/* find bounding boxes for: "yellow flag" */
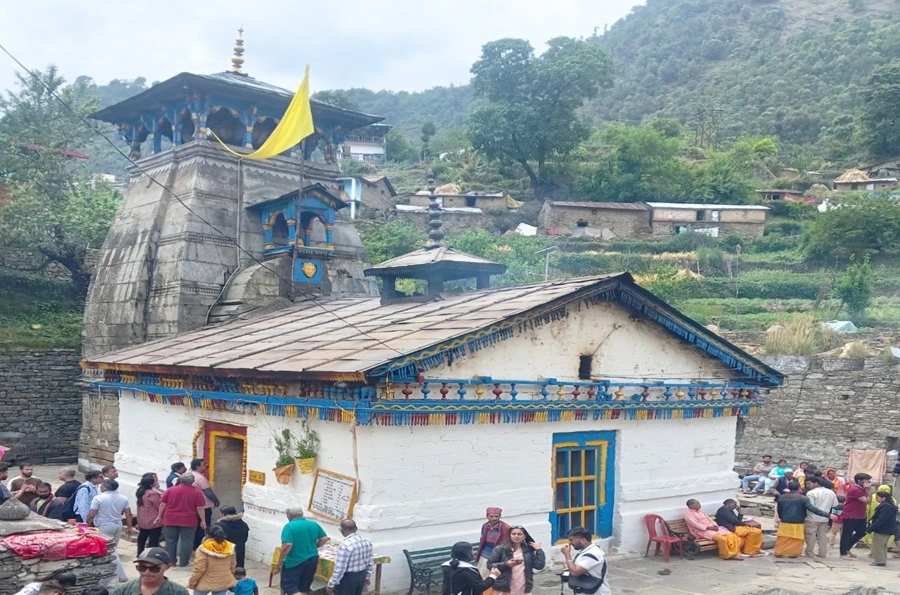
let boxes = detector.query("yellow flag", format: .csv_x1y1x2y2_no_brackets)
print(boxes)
211,65,314,160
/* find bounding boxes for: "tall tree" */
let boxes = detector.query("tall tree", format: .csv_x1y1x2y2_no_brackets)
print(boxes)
860,60,900,159
467,37,612,191
0,67,118,294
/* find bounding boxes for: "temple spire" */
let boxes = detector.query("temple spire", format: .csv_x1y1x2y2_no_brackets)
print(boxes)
229,27,246,76
425,169,445,248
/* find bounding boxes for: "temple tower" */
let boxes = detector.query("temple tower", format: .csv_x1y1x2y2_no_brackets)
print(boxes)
80,32,380,464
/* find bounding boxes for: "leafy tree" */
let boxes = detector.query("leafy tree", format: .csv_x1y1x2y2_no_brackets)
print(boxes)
576,124,693,202
860,60,900,159
833,253,875,320
802,195,900,263
468,37,612,191
421,120,436,159
429,126,471,157
359,221,425,264
310,90,360,111
0,67,118,294
384,128,418,163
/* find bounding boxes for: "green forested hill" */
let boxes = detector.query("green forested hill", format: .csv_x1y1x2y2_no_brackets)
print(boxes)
334,0,900,158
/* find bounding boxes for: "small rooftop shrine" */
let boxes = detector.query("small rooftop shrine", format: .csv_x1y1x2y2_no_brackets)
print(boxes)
89,29,383,161
364,171,507,302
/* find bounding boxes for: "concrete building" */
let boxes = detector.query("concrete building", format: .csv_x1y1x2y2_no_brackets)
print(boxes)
646,202,769,240
538,201,650,239
80,34,382,465
339,123,391,163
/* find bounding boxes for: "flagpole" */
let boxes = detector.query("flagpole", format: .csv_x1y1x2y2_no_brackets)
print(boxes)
290,138,306,301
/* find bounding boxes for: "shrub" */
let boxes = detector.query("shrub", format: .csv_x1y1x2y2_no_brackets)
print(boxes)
764,316,842,355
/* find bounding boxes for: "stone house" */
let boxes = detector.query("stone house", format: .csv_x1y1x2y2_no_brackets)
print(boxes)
646,202,769,239
833,168,898,192
336,175,396,220
409,190,514,211
538,201,650,239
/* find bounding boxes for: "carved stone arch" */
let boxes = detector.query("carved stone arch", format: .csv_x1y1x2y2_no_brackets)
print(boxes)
252,116,278,149
207,106,243,146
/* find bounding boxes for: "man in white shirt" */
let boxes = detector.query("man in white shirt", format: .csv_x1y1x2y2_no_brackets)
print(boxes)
804,475,838,558
87,479,134,582
560,527,610,595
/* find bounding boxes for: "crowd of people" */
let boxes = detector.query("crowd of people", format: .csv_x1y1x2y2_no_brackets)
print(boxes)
686,453,900,566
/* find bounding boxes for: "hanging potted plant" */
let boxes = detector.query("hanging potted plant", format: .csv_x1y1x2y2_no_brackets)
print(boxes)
295,419,320,474
273,429,296,485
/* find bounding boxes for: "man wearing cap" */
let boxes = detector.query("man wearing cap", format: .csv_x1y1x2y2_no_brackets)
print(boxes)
111,547,189,595
475,507,511,573
771,469,796,497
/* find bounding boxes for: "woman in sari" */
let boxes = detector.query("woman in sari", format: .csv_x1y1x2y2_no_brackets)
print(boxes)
825,468,849,497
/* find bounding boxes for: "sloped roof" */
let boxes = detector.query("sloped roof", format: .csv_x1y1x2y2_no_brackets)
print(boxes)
90,72,383,130
646,202,769,211
363,246,507,280
834,168,871,183
84,273,783,386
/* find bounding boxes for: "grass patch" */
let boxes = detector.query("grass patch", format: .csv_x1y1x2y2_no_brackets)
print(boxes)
0,273,83,348
764,316,843,356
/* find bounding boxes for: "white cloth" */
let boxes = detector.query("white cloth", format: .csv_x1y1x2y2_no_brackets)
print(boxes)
805,487,838,523
13,583,40,595
572,543,611,595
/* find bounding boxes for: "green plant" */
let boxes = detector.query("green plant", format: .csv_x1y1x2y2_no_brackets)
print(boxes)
833,254,876,319
764,315,843,356
295,419,320,460
273,429,296,467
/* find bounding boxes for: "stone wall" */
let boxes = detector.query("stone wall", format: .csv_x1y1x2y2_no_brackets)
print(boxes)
734,340,900,475
0,349,81,463
0,532,116,594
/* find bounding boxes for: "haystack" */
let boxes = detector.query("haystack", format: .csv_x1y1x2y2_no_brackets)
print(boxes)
435,183,461,194
834,168,870,184
804,183,831,197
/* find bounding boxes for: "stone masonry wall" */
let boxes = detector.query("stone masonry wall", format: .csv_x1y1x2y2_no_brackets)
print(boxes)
735,352,900,476
0,349,82,463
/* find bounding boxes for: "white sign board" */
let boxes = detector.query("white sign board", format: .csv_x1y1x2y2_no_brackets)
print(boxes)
308,468,359,522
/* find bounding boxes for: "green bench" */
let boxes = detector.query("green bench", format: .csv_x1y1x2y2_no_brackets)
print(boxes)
403,544,477,595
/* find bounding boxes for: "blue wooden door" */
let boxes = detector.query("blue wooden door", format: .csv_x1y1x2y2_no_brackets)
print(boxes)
550,431,616,542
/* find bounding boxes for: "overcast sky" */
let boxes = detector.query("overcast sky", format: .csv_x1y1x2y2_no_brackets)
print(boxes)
1,0,644,95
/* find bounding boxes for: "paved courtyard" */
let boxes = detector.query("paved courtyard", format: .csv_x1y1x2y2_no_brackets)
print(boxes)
29,466,900,594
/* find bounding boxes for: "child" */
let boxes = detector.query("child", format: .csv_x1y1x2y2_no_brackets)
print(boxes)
866,492,898,566
829,495,845,548
230,568,258,595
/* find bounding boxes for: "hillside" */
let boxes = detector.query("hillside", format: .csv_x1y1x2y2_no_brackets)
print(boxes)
335,0,900,158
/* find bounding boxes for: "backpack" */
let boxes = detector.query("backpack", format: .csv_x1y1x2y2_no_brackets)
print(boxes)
61,483,89,521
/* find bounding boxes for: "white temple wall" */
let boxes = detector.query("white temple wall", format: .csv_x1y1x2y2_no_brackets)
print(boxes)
114,393,738,593
428,302,731,383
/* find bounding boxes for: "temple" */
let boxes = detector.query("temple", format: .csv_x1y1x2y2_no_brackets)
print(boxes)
80,32,784,592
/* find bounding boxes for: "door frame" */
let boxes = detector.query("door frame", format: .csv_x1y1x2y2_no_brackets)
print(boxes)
549,430,616,543
202,421,248,486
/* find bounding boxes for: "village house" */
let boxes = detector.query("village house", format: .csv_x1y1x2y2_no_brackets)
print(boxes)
755,188,812,203
833,168,899,192
339,122,391,163
336,175,396,219
646,202,769,239
408,189,522,211
860,158,900,180
538,201,650,239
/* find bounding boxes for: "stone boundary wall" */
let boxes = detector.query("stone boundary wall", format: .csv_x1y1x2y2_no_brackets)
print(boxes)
0,348,82,463
730,330,900,475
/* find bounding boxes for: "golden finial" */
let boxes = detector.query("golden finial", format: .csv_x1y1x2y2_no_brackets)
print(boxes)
229,27,245,75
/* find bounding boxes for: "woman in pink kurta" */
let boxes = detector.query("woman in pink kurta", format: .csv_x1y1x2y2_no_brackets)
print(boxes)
135,472,164,555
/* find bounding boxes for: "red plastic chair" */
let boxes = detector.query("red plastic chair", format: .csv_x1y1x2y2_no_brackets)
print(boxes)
643,514,684,563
